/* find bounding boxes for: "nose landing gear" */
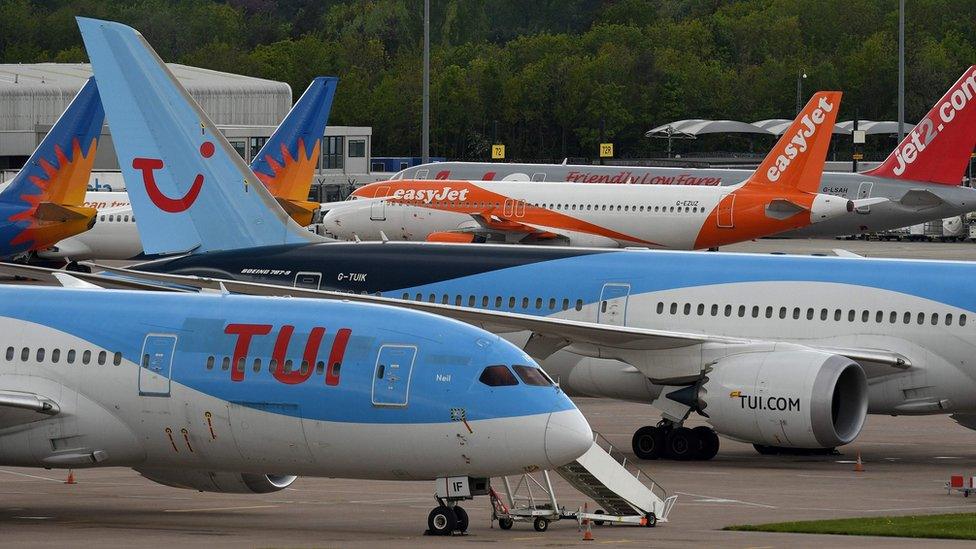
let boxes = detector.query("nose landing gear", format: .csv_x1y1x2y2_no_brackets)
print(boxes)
426,502,468,536
631,421,720,461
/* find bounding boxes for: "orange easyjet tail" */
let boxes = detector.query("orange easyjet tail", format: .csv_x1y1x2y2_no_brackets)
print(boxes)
865,66,976,185
747,91,842,193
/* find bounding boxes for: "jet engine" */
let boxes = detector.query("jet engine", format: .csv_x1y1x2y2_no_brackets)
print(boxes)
135,468,297,493
698,350,868,449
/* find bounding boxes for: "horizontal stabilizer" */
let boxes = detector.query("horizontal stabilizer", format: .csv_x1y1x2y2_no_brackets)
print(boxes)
35,202,96,222
764,198,808,219
899,189,944,208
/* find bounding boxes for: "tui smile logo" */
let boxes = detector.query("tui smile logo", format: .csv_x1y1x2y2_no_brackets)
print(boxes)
132,141,214,213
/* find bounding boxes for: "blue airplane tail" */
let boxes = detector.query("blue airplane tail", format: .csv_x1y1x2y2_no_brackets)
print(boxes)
251,76,338,202
77,17,318,255
1,77,103,208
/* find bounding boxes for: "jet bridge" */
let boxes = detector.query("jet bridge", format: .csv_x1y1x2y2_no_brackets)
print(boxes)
490,432,676,532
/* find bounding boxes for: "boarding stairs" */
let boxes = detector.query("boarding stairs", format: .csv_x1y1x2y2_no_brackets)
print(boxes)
555,432,677,522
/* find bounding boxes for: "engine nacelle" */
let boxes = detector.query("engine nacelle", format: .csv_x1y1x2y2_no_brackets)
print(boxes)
136,468,297,494
810,193,854,223
699,350,868,449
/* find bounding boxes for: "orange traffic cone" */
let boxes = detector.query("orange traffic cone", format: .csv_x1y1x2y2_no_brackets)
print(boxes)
854,452,864,472
582,517,594,541
64,470,76,484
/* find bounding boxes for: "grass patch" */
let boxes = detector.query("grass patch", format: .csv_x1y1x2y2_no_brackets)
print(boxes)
725,513,976,540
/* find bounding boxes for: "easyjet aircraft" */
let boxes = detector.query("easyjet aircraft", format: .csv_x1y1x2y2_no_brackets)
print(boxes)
389,66,976,239
322,93,883,249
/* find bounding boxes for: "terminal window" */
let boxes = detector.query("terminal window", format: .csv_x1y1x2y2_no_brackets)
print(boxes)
229,140,247,160
249,137,267,156
348,139,366,158
324,136,344,169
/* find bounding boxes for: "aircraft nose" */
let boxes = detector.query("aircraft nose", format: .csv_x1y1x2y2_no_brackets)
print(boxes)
544,408,593,468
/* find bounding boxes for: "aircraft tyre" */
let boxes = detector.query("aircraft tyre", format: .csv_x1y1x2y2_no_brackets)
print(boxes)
692,426,720,460
632,426,665,460
453,505,469,532
665,427,698,461
427,505,458,536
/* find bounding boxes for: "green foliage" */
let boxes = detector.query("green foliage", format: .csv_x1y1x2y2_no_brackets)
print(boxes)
3,0,975,159
726,513,976,540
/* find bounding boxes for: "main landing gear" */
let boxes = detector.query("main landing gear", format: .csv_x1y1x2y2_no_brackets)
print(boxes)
631,421,719,461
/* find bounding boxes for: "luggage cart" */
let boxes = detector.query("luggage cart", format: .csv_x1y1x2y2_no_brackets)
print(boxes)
946,475,976,497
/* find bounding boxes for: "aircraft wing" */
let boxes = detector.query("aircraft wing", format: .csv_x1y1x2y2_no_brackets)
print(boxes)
0,390,60,430
72,263,912,375
461,211,564,243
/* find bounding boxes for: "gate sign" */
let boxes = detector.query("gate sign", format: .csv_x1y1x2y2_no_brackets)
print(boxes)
600,143,614,158
491,144,505,159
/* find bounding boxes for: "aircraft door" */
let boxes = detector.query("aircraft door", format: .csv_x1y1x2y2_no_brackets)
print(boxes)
371,345,417,407
856,182,874,213
515,199,527,218
717,194,735,228
139,334,176,396
294,272,322,290
370,185,389,220
503,198,515,217
598,283,631,326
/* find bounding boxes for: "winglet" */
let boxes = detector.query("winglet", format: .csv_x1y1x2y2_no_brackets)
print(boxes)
76,17,318,255
865,66,976,185
748,92,842,194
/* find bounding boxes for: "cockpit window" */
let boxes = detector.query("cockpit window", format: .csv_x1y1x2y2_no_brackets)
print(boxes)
513,365,553,386
479,365,519,387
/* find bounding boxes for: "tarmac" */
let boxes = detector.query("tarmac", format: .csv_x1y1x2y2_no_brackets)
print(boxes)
1,238,976,547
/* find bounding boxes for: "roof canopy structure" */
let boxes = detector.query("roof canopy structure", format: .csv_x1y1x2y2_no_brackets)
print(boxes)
646,118,916,139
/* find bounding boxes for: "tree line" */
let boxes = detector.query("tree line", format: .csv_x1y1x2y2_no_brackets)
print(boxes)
2,0,974,161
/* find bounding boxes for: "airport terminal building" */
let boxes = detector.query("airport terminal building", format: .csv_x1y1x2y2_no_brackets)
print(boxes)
0,64,379,200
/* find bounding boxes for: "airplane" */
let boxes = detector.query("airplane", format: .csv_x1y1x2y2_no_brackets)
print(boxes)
388,65,976,239
77,15,976,465
34,76,339,264
321,93,889,249
0,77,102,260
0,281,593,535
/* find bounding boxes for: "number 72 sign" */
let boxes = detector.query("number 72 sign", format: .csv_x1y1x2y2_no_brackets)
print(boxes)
599,143,614,158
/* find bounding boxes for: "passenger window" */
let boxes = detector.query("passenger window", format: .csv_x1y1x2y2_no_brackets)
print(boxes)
724,305,732,317
806,308,814,320
236,358,246,373
82,350,91,365
683,303,691,315
522,297,529,309
711,304,718,316
861,310,869,322
300,360,310,375
221,357,230,371
834,309,842,321
961,314,968,326
697,303,705,315
269,358,278,372
821,309,828,321
792,307,800,320
549,298,556,310
479,365,519,387
779,307,786,319
946,313,953,326
428,294,436,303
495,296,503,308
575,299,583,311
206,356,215,370
670,303,677,314
765,306,773,319
114,352,122,366
752,306,759,318
36,348,45,362
21,347,29,361
875,311,883,323
316,361,325,375
441,294,449,304
455,295,462,306
656,302,664,314
513,365,553,386
847,310,855,322
508,297,516,308
737,305,745,317
562,299,569,311
253,358,262,373
903,312,911,324
330,361,341,379
415,293,422,301
4,347,12,361
283,359,294,373
889,311,897,323
469,296,476,307
931,313,939,325
482,296,489,307
67,350,75,364
402,292,409,300
52,349,60,363
917,312,925,325
98,351,107,365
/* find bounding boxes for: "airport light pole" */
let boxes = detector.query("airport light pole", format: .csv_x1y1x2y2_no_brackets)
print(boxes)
422,0,430,164
897,0,905,142
795,70,807,115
